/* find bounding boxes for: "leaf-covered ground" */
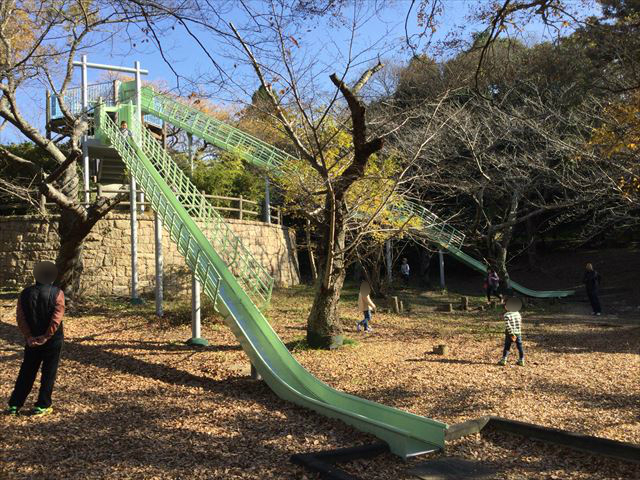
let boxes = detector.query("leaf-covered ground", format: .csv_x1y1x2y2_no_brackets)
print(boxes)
1,285,638,479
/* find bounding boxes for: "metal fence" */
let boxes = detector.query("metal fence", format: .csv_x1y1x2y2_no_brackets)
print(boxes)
0,189,282,224
47,82,162,127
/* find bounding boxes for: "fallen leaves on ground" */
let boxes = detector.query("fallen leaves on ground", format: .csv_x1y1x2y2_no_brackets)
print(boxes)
0,286,638,479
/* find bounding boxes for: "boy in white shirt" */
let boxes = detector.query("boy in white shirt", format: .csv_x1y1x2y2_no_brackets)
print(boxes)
498,297,525,366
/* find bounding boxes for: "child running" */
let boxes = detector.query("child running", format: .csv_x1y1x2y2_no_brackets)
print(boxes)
498,297,525,366
357,281,376,333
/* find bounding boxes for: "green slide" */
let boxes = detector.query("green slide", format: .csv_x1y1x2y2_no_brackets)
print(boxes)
124,83,574,299
95,103,447,458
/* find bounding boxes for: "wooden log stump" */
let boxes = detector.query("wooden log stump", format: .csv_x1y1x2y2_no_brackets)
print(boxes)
461,296,469,311
433,344,448,355
391,296,400,313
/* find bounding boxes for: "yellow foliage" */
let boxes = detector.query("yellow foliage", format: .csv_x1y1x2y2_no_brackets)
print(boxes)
590,91,640,199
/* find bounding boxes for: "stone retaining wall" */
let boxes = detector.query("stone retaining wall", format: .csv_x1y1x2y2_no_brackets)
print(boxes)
0,214,299,296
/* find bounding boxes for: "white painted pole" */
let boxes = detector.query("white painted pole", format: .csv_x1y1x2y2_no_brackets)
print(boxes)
130,176,139,302
81,55,90,206
187,133,193,174
155,121,166,317
135,61,145,213
154,212,163,316
191,274,201,338
439,250,445,289
264,176,271,224
187,131,204,344
130,60,142,304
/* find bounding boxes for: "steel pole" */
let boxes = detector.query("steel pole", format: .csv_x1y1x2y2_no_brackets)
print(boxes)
264,176,271,224
130,176,140,303
186,132,206,346
81,55,90,205
135,61,145,213
439,250,445,289
155,121,166,317
154,212,163,316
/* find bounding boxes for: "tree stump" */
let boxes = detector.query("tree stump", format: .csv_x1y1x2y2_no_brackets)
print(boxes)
447,303,454,312
433,344,448,355
391,296,400,313
461,296,469,311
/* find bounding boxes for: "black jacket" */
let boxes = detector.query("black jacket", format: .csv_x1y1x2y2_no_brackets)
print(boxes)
583,271,601,293
19,283,64,339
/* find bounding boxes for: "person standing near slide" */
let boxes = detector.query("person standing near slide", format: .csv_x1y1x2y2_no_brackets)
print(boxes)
583,263,602,316
5,262,65,417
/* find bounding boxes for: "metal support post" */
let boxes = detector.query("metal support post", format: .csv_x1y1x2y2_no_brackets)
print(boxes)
155,121,166,317
187,273,208,346
154,212,163,316
130,177,142,304
186,131,206,346
134,60,145,214
81,55,90,205
264,176,271,224
187,133,194,174
439,250,445,289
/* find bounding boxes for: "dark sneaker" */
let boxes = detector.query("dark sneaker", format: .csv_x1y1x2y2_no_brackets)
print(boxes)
31,407,53,417
5,406,19,416
516,359,525,366
497,358,507,366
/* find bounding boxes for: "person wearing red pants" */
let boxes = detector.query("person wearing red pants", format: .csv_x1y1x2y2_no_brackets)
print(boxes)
5,261,65,417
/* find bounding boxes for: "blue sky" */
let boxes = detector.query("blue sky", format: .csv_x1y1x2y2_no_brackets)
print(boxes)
3,1,595,144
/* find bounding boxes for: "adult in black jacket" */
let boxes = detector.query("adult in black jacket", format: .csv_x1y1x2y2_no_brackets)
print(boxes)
583,263,602,316
6,261,65,416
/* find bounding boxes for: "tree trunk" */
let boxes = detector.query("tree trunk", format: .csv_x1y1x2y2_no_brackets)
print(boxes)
54,165,85,305
56,211,86,303
306,218,346,349
419,248,433,287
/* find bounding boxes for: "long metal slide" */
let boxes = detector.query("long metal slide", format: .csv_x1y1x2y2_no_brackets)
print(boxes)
95,102,448,458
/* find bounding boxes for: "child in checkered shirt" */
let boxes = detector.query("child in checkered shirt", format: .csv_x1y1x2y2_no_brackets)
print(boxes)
498,297,525,366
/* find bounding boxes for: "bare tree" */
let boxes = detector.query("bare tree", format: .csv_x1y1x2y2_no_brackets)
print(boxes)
0,1,179,301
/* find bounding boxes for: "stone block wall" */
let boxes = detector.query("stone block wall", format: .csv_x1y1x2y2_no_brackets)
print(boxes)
0,213,299,296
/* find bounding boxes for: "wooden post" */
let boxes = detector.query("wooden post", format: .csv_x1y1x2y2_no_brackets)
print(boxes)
391,296,400,314
239,195,243,220
96,183,102,198
439,250,445,289
461,296,469,311
385,239,393,285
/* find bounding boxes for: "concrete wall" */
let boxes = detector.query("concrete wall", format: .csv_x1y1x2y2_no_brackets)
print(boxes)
0,213,299,296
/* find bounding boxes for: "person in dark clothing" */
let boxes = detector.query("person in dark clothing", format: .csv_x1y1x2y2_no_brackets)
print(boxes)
583,263,602,316
6,261,65,417
485,268,500,303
